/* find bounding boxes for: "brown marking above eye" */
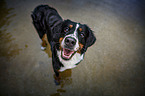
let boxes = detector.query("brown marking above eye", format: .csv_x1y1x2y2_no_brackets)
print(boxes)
79,28,82,32
69,24,73,28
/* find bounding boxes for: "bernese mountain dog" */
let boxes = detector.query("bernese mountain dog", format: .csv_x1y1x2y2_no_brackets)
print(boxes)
31,5,96,77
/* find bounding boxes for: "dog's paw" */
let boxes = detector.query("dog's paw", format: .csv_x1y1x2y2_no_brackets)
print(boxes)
41,46,46,50
54,74,61,85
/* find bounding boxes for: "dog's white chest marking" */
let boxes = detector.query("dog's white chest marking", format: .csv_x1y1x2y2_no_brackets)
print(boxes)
57,50,84,72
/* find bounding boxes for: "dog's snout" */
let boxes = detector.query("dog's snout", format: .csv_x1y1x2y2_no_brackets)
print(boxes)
65,37,76,48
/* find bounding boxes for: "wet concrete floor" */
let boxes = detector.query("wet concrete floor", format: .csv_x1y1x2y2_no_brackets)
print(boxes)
0,0,145,96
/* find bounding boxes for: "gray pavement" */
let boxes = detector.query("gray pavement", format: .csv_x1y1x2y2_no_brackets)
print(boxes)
0,0,145,96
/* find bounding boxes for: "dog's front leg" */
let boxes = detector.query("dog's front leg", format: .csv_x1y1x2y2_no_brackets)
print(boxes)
50,43,61,77
52,55,60,77
52,49,62,85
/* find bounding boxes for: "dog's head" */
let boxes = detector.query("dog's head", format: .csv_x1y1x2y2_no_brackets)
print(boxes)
58,19,96,60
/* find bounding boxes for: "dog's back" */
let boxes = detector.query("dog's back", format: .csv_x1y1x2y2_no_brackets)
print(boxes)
31,5,63,42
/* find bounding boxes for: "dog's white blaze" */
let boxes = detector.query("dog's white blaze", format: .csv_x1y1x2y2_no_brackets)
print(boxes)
57,50,84,72
73,24,79,37
73,24,80,50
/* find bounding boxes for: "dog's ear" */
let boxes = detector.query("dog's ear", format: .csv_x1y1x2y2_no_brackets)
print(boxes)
85,25,96,47
82,25,96,53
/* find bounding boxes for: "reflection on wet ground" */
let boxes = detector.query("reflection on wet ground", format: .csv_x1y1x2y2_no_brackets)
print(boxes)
0,0,21,60
0,0,145,96
51,69,72,96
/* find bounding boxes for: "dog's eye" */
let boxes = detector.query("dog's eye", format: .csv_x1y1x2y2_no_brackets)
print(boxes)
80,33,85,38
64,27,69,32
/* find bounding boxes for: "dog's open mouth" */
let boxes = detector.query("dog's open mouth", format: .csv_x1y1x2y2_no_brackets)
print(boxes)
61,48,75,60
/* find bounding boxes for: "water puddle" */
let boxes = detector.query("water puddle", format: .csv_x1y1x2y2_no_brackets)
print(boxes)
0,0,22,60
50,69,72,96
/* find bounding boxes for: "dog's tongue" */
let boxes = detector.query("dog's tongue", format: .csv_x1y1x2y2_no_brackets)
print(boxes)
63,48,73,56
63,48,74,59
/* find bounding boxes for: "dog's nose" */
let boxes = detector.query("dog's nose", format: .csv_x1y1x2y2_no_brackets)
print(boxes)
65,37,76,48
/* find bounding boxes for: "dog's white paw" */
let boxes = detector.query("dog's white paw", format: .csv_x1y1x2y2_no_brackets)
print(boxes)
41,46,46,50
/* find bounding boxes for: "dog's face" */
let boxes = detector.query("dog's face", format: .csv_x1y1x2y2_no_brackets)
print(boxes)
58,20,96,60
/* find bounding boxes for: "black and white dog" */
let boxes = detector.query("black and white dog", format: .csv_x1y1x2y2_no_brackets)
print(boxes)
31,5,96,77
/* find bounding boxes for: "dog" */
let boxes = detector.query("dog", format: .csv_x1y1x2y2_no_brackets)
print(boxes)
31,5,96,77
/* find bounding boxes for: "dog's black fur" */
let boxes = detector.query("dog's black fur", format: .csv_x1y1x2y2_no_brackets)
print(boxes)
31,5,96,77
